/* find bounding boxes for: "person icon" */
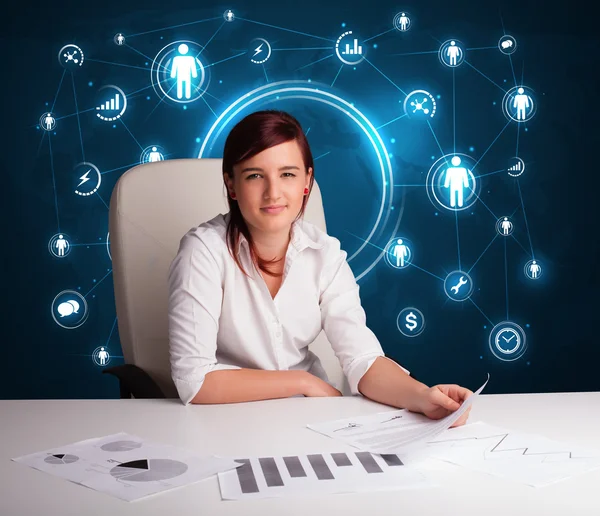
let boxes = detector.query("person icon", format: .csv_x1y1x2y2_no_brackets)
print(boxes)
501,217,513,235
446,40,461,66
392,238,409,268
55,234,68,256
170,44,198,100
225,9,234,21
44,113,55,131
443,156,470,208
148,146,163,162
399,13,409,31
116,34,125,45
98,347,109,365
513,87,531,120
529,260,541,279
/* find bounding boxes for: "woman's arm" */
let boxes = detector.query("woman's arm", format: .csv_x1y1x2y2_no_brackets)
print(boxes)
357,356,427,411
358,356,474,427
191,368,308,404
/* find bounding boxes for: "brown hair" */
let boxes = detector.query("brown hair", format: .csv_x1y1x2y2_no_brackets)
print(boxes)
222,110,315,278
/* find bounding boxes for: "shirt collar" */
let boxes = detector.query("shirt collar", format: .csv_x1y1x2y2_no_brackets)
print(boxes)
228,213,324,255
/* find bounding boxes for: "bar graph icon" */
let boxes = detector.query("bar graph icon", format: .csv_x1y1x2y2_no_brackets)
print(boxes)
335,30,366,65
98,94,120,112
507,157,525,177
219,450,428,499
342,39,362,55
95,85,127,122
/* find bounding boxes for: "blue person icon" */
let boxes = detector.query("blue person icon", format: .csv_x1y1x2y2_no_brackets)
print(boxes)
443,156,470,208
447,40,461,65
170,44,198,100
513,87,532,120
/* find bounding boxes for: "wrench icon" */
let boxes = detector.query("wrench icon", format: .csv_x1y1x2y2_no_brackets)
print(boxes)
450,276,468,294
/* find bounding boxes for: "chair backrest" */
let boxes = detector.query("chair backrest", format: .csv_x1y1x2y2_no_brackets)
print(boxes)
109,158,349,399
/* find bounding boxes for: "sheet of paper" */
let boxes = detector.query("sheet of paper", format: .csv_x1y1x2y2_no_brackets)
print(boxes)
424,421,600,487
307,374,489,456
12,432,242,502
218,449,433,500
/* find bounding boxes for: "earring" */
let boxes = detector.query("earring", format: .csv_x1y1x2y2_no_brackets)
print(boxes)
230,192,236,199
304,188,309,195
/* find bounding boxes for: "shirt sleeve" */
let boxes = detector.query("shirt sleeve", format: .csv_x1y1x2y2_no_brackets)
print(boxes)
319,237,409,396
168,234,241,406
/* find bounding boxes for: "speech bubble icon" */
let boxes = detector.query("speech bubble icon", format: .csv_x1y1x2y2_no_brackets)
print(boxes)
58,302,74,317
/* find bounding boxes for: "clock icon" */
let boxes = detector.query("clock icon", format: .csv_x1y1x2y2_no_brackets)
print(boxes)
495,328,521,354
488,321,527,362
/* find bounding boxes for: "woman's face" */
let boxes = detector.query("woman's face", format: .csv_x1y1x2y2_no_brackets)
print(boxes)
226,140,312,236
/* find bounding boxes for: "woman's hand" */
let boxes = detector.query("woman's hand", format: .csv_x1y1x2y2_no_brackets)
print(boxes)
412,384,473,428
301,372,343,397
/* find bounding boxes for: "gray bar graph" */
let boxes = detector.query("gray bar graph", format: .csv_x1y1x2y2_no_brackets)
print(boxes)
233,452,404,494
307,454,335,480
355,452,383,473
331,452,352,467
283,456,307,478
380,454,403,467
234,459,259,494
259,457,284,487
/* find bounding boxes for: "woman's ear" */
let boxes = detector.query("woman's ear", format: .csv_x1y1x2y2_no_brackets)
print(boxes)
306,166,313,185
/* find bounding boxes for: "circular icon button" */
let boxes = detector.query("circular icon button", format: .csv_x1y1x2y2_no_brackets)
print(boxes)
335,30,365,65
151,40,210,104
39,112,56,131
503,85,536,123
93,346,111,366
489,321,527,361
498,35,517,55
58,44,84,70
51,290,89,329
444,270,474,302
74,162,101,197
403,90,436,119
439,39,465,67
48,233,72,258
140,145,165,163
426,153,480,212
393,12,411,32
384,237,413,269
249,38,272,64
524,259,542,280
507,156,525,177
95,85,127,122
397,307,425,337
496,216,514,237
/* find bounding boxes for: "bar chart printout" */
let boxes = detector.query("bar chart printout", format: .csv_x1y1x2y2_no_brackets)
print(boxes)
218,450,432,499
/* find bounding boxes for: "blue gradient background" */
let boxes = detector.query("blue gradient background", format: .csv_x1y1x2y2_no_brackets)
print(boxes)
4,0,599,399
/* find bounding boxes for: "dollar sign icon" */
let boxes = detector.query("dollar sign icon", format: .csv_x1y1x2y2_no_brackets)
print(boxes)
405,312,418,332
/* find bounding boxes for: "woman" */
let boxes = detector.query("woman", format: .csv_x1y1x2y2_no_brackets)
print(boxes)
168,109,472,427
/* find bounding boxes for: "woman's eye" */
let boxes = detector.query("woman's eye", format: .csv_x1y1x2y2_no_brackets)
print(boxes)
246,173,296,180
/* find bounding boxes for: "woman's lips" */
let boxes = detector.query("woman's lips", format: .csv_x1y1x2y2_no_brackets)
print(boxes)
261,206,286,214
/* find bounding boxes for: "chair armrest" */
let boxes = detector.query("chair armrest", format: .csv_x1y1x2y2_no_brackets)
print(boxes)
102,364,166,399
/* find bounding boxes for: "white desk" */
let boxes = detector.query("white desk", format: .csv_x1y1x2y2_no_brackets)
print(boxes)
2,392,599,515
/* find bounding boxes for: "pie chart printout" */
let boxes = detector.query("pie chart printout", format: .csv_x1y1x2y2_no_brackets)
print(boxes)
44,454,79,465
109,459,189,482
100,440,143,452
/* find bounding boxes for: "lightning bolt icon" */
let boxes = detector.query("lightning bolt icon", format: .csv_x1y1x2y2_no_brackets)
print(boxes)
77,170,91,187
253,43,263,58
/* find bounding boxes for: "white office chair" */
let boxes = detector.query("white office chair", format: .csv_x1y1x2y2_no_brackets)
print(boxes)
106,158,350,399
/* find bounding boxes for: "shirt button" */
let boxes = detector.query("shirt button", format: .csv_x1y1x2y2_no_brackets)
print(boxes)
275,331,282,338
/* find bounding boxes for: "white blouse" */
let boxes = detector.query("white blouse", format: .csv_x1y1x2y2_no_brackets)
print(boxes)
168,211,409,405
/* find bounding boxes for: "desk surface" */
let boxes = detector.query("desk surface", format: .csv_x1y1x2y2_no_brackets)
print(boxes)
2,392,599,515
